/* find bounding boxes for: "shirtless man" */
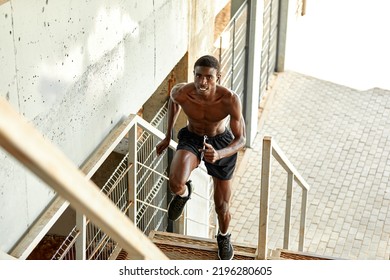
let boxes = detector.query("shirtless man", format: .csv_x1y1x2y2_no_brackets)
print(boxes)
156,55,246,260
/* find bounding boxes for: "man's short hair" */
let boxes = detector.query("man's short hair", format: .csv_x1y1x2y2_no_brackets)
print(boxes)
194,55,221,73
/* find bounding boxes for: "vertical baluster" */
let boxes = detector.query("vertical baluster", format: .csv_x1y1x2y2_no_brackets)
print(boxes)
128,123,137,223
75,213,86,260
299,189,308,251
284,172,294,249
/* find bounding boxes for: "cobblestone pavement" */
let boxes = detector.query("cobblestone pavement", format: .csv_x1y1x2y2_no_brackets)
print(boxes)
230,71,390,260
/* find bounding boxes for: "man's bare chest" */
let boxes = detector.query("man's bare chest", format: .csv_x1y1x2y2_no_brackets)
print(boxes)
181,100,228,122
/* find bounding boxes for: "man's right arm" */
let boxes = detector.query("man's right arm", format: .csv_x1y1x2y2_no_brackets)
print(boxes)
156,83,185,155
165,96,181,139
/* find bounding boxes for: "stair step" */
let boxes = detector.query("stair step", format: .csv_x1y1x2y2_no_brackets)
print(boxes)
268,248,337,260
148,231,257,260
116,231,339,260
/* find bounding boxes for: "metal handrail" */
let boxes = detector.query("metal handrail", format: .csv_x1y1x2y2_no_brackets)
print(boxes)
42,106,213,260
214,0,248,101
257,136,310,260
0,93,213,259
0,98,168,260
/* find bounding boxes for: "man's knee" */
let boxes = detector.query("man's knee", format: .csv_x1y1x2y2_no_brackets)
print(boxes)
169,174,187,194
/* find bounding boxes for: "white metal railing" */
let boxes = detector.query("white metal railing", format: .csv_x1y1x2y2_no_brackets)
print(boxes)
53,115,212,259
52,154,132,260
51,227,79,260
134,117,214,233
0,98,168,260
213,0,248,103
1,95,215,259
257,136,311,260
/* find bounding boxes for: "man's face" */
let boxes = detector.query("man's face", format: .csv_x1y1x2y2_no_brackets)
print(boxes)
193,66,220,94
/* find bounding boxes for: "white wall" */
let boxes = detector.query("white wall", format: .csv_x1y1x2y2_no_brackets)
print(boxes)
0,0,197,252
285,0,390,91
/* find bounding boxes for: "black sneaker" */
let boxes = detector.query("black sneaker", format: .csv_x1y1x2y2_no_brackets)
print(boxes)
217,233,234,260
168,181,192,221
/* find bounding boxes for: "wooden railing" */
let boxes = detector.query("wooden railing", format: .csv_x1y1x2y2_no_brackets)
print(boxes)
257,136,311,260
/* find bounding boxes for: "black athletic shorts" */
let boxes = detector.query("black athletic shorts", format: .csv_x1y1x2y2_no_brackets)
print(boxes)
176,126,238,180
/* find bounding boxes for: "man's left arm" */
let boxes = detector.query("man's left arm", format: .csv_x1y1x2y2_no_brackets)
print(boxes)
212,94,246,161
225,94,246,156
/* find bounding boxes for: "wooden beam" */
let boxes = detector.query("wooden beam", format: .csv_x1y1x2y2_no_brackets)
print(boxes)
301,0,307,16
0,97,168,260
257,136,272,260
11,115,138,259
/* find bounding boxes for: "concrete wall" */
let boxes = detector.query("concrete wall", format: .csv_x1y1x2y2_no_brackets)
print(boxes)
186,0,226,81
0,0,224,252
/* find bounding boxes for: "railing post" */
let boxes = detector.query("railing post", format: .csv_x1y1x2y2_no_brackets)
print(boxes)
257,136,272,260
283,172,293,249
128,122,137,223
75,213,86,259
299,189,308,251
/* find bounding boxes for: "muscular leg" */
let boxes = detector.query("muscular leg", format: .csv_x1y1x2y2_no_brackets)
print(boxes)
213,177,232,234
169,150,199,195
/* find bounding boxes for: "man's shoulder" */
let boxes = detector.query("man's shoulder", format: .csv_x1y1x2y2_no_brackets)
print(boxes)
217,85,239,100
171,82,194,102
172,82,195,93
